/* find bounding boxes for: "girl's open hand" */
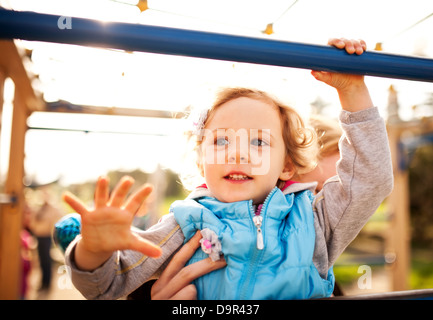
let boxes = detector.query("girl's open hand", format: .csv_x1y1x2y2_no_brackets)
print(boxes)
311,38,367,91
63,176,162,269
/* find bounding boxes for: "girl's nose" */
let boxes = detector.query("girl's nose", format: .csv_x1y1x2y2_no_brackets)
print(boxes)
227,142,249,164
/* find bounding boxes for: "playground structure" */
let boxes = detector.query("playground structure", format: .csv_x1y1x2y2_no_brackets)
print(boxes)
1,9,433,299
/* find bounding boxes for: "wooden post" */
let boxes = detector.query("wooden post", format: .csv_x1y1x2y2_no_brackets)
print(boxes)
0,40,42,299
386,125,411,291
0,88,29,299
0,69,4,148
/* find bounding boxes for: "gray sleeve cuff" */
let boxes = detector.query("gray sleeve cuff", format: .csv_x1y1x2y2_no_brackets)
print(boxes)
339,106,380,124
64,235,119,299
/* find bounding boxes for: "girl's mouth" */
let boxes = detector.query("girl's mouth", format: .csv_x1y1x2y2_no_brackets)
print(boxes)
224,173,253,181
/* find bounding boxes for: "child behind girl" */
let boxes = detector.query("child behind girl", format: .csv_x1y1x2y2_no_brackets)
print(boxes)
62,38,393,299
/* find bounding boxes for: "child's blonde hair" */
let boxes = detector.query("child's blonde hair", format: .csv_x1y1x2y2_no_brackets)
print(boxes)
308,115,342,160
181,87,318,190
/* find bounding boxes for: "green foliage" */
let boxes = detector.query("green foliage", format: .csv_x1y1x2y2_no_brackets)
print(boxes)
333,265,362,285
410,258,433,289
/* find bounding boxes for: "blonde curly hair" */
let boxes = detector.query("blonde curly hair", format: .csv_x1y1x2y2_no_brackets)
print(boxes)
307,114,342,160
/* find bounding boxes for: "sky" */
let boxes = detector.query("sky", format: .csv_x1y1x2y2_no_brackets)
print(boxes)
1,0,433,186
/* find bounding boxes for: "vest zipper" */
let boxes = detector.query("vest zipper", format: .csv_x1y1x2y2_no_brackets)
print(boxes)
251,187,277,250
239,187,278,299
253,215,264,250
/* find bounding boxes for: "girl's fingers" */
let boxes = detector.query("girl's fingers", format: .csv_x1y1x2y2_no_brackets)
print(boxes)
341,38,356,54
124,184,153,214
62,191,89,216
170,284,197,300
108,176,134,207
328,38,367,55
177,255,227,282
360,39,367,51
152,231,203,297
328,37,345,49
129,233,162,258
94,176,109,209
311,70,332,84
135,199,149,217
157,231,203,285
153,256,227,299
353,39,366,55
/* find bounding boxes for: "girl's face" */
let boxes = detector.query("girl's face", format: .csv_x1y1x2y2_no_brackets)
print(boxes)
199,97,295,204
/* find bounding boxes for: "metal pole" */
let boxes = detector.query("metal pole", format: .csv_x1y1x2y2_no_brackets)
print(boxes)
1,9,433,82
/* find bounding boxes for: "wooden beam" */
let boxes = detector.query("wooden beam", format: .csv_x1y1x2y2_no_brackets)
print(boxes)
45,100,187,119
0,68,4,151
0,40,45,112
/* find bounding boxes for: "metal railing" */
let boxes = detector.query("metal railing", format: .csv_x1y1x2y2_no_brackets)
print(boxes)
0,9,433,83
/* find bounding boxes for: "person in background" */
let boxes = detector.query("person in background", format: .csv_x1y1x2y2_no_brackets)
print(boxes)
299,114,342,194
20,203,33,299
29,187,63,292
298,114,344,296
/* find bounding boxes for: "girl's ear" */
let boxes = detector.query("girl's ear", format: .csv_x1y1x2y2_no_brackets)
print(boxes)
279,162,296,181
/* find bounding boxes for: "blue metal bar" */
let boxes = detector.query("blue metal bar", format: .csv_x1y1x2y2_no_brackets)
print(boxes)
1,9,433,82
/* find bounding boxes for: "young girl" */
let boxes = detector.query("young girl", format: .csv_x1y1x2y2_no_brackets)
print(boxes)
62,38,393,300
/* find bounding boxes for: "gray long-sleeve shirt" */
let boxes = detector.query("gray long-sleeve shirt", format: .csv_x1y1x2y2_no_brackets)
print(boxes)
65,106,393,299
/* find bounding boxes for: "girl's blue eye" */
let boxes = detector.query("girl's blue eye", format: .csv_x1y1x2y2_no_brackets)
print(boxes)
251,138,268,146
216,137,229,146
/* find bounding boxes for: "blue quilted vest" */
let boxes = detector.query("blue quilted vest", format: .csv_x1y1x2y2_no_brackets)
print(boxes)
171,187,334,300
